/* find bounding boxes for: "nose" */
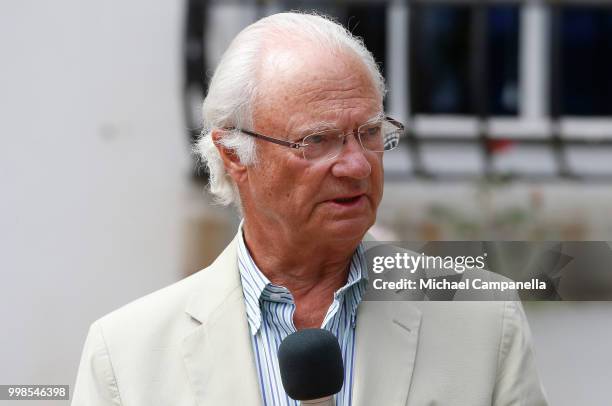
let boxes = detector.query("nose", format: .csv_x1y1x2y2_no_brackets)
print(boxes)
330,132,372,179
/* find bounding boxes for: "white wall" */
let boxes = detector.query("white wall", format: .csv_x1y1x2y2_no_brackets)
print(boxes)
0,1,192,403
525,303,612,406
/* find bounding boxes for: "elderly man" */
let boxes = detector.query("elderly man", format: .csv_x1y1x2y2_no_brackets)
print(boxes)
72,12,547,406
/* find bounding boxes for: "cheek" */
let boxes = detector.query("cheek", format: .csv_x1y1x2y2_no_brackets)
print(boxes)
248,157,285,204
253,154,316,208
286,165,326,205
370,155,385,195
368,170,384,212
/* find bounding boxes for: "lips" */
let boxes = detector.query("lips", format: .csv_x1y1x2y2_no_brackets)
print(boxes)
322,193,368,214
325,192,368,208
332,195,363,204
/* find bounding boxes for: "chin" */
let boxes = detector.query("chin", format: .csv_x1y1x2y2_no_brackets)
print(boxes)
323,216,374,242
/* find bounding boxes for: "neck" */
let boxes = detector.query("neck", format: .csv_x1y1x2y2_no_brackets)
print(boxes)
242,219,362,329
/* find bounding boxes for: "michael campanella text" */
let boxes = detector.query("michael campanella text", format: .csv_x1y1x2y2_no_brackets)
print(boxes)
372,278,547,292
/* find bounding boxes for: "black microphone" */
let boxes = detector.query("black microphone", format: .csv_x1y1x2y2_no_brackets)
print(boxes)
278,328,344,406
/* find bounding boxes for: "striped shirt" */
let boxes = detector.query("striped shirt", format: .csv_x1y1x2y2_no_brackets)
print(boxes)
237,230,367,406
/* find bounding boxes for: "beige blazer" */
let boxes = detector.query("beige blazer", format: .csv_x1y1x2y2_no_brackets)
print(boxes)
72,232,548,405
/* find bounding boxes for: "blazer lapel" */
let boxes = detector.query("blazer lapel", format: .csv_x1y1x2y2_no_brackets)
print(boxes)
352,301,422,406
182,233,263,406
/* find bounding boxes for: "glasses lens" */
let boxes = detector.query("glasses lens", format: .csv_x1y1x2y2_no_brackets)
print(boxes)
302,130,344,161
301,120,403,161
359,120,401,152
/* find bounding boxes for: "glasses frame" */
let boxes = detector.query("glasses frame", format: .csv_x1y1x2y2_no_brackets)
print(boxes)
222,116,405,161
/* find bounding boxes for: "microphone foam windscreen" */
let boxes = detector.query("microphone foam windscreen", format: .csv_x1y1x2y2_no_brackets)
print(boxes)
277,328,344,401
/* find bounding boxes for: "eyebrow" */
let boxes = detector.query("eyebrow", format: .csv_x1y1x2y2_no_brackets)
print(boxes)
293,121,337,136
291,112,385,137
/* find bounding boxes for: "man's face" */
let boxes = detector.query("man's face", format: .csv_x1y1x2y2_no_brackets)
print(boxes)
241,47,384,243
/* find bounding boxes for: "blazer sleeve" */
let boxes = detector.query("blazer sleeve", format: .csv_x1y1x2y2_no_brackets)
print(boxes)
492,301,549,406
71,321,123,406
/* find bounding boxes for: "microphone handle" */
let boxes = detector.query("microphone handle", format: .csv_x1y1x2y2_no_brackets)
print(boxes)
300,396,334,406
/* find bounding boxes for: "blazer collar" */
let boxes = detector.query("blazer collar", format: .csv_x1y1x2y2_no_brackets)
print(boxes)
352,301,422,406
184,232,243,324
352,239,423,405
182,232,264,406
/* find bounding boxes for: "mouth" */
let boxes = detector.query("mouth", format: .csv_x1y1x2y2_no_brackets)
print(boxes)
328,194,367,208
332,195,363,204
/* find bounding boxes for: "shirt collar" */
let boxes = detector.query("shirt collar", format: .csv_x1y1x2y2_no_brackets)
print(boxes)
236,221,368,335
236,225,268,335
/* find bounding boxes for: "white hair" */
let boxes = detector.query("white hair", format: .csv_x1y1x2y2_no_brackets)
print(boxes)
194,11,386,208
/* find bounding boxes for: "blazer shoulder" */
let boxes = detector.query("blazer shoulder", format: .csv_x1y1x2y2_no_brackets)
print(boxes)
94,269,208,341
410,300,508,322
95,233,241,337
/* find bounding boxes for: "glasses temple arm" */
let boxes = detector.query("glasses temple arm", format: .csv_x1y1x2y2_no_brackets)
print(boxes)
224,127,302,149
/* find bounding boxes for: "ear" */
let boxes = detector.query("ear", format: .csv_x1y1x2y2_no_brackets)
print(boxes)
212,129,248,184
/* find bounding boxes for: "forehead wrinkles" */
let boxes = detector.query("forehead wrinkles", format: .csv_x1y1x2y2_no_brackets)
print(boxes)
255,70,380,137
299,75,375,104
252,44,381,134
286,78,380,135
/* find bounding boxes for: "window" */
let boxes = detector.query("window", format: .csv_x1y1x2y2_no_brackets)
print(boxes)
488,5,520,116
410,3,520,116
552,5,612,116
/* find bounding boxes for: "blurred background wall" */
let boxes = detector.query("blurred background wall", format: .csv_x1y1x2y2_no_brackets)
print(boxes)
1,1,611,405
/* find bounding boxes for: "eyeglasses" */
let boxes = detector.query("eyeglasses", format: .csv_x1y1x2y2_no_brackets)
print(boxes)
223,116,404,162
